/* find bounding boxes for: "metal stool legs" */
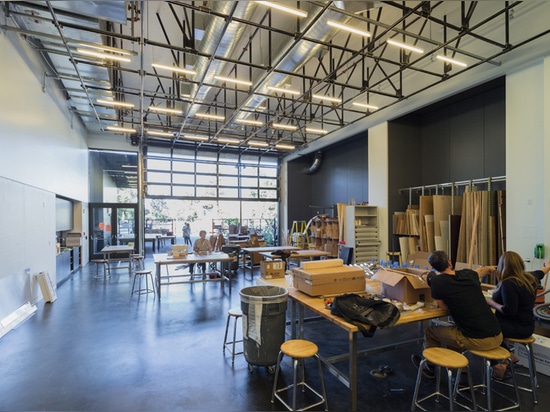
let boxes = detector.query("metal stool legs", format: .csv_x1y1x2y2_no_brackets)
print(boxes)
92,259,110,280
271,339,328,411
459,347,520,411
411,347,476,411
223,307,243,363
131,270,155,296
503,336,538,404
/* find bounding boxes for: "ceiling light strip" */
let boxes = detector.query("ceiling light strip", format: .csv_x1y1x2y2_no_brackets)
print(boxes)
312,94,342,103
353,102,379,110
256,1,308,18
248,140,270,147
387,39,424,54
106,126,136,133
214,75,252,86
76,48,131,62
305,128,328,135
149,106,183,115
266,85,300,95
327,20,371,37
152,63,197,75
195,113,225,121
97,99,134,108
272,123,297,131
436,55,468,67
236,118,263,126
275,143,295,150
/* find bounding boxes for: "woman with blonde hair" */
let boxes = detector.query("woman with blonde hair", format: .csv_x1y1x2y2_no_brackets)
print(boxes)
486,251,550,379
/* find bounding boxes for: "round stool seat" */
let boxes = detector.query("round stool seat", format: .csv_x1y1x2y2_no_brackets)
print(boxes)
469,346,511,361
505,336,535,344
91,259,108,263
135,270,152,275
228,307,242,317
423,347,468,369
280,339,318,359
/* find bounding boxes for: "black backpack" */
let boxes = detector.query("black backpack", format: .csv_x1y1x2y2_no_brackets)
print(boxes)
330,293,401,337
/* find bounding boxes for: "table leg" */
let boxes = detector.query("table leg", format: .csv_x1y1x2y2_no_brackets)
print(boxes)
349,331,358,411
156,264,161,299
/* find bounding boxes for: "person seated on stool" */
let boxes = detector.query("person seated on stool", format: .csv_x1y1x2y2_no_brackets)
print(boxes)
485,251,550,380
189,230,212,276
411,250,502,378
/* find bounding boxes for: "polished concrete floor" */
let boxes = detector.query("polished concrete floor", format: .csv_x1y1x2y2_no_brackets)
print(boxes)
1,241,549,411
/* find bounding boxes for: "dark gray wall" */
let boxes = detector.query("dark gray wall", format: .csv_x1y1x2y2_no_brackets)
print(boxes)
287,78,505,242
287,134,368,229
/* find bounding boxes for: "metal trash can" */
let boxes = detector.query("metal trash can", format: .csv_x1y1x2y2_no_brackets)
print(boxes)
239,285,288,372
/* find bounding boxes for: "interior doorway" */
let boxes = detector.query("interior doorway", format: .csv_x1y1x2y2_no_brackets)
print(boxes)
89,203,139,260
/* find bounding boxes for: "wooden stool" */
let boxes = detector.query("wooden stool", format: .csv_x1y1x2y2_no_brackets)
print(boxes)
91,259,110,280
271,339,328,411
411,347,476,411
503,336,537,403
460,346,520,411
131,270,155,296
223,307,243,364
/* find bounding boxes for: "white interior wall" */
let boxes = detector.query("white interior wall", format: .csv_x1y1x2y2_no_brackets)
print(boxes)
368,122,389,260
0,35,88,201
0,27,89,334
506,57,550,266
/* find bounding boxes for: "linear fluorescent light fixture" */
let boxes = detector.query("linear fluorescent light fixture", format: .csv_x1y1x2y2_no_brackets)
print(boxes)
436,55,467,67
353,102,379,110
147,130,175,138
182,134,209,141
248,140,270,147
97,99,134,108
76,48,131,62
256,1,308,18
148,106,183,115
305,127,328,135
78,43,134,56
195,113,225,121
272,123,297,131
106,125,136,133
387,39,424,54
216,137,241,145
275,143,295,150
214,75,252,86
312,94,342,103
327,20,371,37
236,118,263,126
266,85,300,95
151,63,197,76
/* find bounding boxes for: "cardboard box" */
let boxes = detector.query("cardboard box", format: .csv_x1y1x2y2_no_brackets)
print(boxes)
515,333,550,376
65,233,81,247
261,260,286,279
372,267,431,304
292,259,365,296
172,244,188,258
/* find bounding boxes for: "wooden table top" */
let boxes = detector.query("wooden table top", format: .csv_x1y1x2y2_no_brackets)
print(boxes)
153,252,234,265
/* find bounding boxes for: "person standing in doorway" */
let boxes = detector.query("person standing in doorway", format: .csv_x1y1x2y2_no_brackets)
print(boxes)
182,222,192,246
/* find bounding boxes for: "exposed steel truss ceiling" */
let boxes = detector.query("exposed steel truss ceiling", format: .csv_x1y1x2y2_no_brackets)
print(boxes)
3,1,550,157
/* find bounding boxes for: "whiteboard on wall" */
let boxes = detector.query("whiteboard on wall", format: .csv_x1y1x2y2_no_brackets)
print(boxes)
0,177,56,321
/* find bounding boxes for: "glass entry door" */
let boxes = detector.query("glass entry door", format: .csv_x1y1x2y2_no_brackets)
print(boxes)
89,204,139,259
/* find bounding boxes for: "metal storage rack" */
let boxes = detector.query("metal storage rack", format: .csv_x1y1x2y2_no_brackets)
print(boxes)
344,205,380,264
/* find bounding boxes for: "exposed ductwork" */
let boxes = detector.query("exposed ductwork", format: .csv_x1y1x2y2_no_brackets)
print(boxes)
303,151,322,174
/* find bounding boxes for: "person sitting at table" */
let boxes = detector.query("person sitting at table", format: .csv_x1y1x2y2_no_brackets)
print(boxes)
411,250,502,378
485,251,550,379
189,230,212,276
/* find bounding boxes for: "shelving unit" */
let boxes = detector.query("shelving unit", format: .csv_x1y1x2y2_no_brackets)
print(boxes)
344,205,380,264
